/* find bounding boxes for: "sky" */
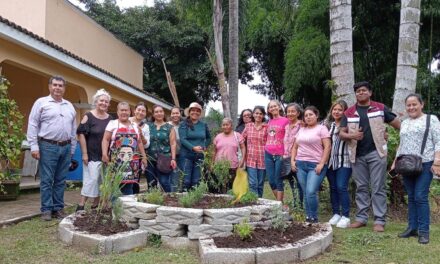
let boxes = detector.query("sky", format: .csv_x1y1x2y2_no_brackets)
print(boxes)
68,0,269,114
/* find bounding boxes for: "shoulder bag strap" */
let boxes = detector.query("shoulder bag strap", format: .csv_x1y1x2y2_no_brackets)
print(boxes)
420,114,431,155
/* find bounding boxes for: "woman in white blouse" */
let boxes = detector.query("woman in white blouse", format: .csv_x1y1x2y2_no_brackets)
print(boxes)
392,93,440,244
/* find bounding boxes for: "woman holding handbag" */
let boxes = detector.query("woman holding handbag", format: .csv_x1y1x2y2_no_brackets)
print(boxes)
146,105,177,192
392,94,440,244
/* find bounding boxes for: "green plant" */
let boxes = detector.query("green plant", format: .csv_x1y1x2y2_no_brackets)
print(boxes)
147,234,162,248
139,187,165,205
270,206,288,233
239,191,258,204
233,219,254,241
0,76,25,193
179,181,208,207
97,159,128,222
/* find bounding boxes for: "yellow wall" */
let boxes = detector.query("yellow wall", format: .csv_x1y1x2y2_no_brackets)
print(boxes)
0,0,144,88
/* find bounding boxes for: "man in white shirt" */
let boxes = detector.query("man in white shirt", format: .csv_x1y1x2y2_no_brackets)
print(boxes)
27,76,77,221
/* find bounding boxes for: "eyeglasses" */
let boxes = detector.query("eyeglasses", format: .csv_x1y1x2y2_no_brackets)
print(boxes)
243,114,252,118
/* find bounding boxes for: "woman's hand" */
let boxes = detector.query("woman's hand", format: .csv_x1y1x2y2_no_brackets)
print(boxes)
82,153,88,166
315,163,324,175
432,164,440,176
142,157,148,168
390,159,396,171
171,159,177,170
290,159,297,172
192,146,204,153
238,160,245,169
102,154,109,164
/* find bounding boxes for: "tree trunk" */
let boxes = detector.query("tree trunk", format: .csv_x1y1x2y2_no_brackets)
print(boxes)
392,0,421,117
329,0,355,105
228,0,239,127
213,0,231,119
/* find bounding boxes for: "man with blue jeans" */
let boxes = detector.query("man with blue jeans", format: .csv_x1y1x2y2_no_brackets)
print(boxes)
27,76,77,221
340,81,400,232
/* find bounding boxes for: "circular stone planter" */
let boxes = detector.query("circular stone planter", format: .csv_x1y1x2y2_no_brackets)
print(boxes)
119,194,286,249
58,214,148,254
198,223,333,264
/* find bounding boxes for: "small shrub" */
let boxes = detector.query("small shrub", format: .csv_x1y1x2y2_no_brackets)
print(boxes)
233,219,254,241
239,191,258,204
139,187,164,205
179,181,208,208
147,234,162,247
270,206,288,233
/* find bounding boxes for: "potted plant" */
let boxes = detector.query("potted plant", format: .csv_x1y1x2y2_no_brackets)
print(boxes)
0,75,25,200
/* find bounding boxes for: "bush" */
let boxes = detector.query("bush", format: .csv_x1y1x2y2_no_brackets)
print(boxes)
270,206,288,233
239,191,258,204
139,187,164,205
179,181,208,207
233,219,254,241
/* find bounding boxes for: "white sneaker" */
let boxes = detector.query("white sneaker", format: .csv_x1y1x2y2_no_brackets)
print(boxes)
336,216,351,228
328,214,341,225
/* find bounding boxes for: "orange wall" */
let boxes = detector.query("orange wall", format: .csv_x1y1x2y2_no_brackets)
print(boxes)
0,0,144,88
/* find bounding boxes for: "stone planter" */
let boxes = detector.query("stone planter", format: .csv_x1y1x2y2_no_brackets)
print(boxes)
198,223,333,264
119,195,283,247
58,214,148,254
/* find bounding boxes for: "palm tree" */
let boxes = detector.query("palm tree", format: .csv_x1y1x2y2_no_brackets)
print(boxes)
329,0,355,105
229,0,239,126
392,0,421,117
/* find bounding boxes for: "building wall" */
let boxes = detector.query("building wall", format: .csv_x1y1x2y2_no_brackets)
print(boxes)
0,0,144,88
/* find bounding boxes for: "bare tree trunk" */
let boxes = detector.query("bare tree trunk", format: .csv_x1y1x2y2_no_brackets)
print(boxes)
392,0,421,117
228,0,239,127
329,0,355,105
213,0,231,119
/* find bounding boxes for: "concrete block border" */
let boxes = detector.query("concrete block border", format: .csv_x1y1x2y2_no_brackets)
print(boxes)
198,223,332,264
58,214,148,254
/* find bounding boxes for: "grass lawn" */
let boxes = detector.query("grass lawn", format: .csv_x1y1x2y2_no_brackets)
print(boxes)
1,183,439,264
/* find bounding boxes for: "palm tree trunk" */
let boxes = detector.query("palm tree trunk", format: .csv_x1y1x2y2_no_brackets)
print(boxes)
213,0,231,119
329,0,355,105
392,0,421,117
228,0,239,126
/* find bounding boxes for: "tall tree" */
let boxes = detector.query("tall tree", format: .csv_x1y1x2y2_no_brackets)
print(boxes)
229,0,239,125
329,0,355,105
213,0,232,118
392,0,422,116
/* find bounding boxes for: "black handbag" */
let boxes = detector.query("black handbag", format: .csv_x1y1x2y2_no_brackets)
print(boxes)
395,115,431,178
156,154,173,174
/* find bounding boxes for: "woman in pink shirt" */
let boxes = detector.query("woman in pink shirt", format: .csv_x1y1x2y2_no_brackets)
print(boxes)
291,106,331,223
213,118,246,193
265,100,289,201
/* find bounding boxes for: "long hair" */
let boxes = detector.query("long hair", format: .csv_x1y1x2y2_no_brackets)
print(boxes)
150,105,167,122
253,105,267,122
237,109,253,128
267,100,284,119
324,100,348,128
285,103,303,121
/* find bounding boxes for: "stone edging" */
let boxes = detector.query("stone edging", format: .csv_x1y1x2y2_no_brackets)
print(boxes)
198,223,333,264
58,214,148,254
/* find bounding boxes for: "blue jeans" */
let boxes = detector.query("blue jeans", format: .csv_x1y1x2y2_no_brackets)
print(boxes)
327,167,352,217
247,167,265,197
146,161,172,192
38,141,71,213
403,161,433,234
179,151,204,191
296,160,327,220
120,183,134,195
264,151,283,191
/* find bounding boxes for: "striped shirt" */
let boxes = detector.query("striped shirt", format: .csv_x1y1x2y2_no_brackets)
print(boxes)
328,122,351,169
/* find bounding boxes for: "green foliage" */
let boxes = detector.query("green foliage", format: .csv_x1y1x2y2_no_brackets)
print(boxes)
139,187,165,205
147,234,162,248
0,76,25,193
270,205,288,233
386,126,400,167
97,159,127,222
233,218,254,241
239,191,258,204
205,108,224,136
210,159,231,192
178,181,208,208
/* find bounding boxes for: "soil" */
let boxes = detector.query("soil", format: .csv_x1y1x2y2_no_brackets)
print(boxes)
73,209,131,236
162,195,258,209
213,222,320,248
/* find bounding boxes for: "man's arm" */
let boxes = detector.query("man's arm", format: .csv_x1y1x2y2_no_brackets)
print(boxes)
27,100,41,159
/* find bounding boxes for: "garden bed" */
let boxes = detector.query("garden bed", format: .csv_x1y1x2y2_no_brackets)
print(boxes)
213,222,319,248
73,209,131,236
162,194,258,209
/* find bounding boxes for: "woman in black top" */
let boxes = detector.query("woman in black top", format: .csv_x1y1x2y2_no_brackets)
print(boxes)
76,89,113,211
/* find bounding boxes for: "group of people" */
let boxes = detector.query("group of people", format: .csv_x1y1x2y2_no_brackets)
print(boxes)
28,76,440,244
